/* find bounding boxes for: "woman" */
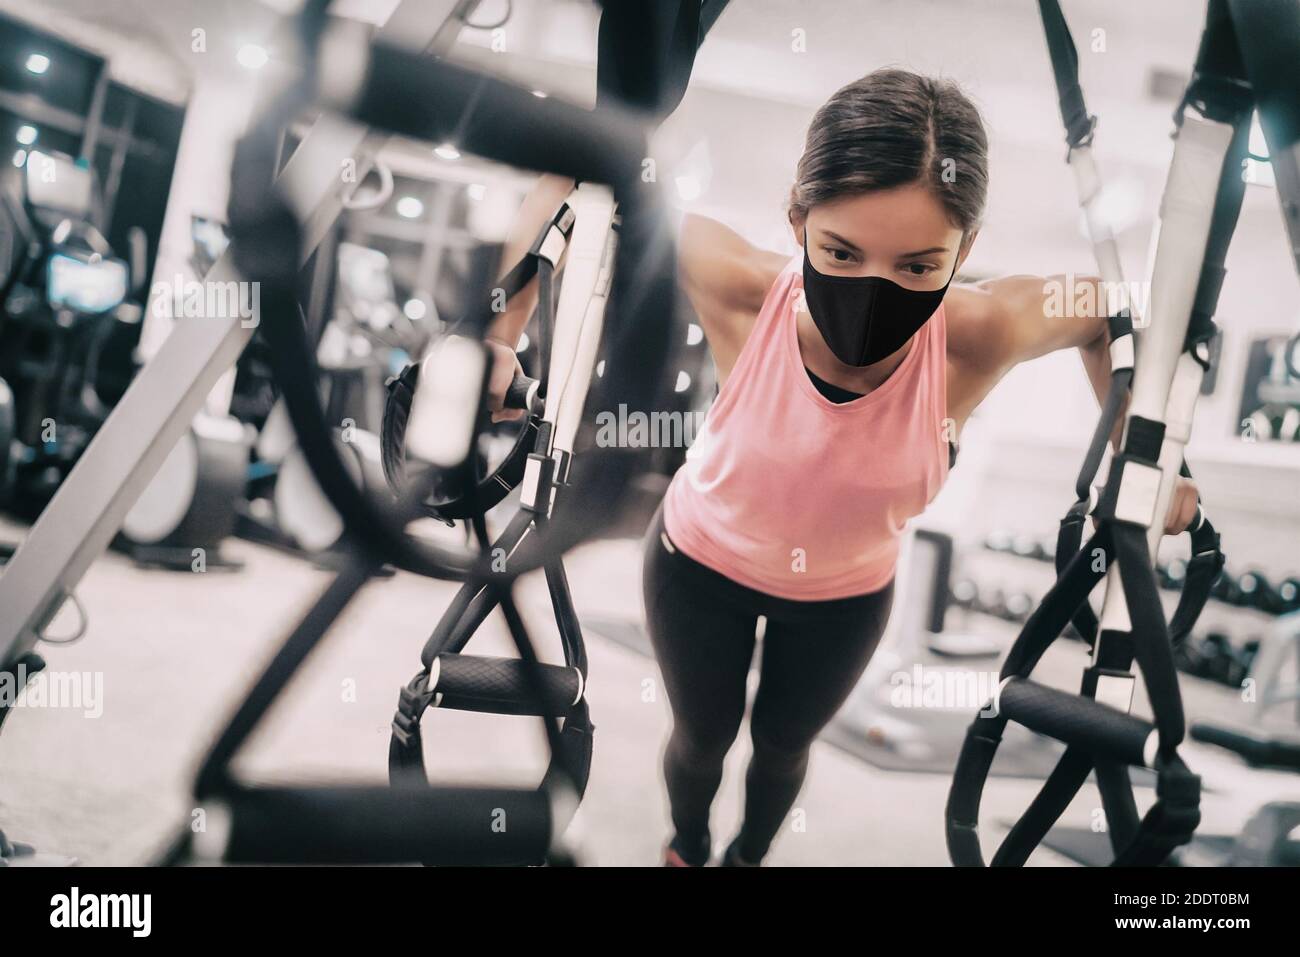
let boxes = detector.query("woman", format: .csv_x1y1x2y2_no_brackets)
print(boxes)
484,68,1197,867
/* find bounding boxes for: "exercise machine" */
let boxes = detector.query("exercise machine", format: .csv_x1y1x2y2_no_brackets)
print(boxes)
0,149,144,516
0,0,725,866
380,0,730,865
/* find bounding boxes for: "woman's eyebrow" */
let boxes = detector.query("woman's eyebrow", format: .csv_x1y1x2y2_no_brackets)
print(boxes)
820,230,863,253
898,246,949,258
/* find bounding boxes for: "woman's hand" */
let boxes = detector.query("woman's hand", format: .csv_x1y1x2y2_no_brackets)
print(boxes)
485,337,527,423
1089,474,1199,536
1163,475,1199,536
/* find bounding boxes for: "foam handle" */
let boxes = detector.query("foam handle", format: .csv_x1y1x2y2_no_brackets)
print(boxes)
505,375,540,412
208,783,555,865
998,678,1153,767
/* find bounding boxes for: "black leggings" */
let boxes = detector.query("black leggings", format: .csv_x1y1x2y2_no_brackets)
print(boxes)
641,502,894,864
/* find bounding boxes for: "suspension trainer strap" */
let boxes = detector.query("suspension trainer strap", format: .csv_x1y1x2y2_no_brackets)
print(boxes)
1169,508,1225,644
1002,528,1113,680
998,499,1203,867
947,0,1238,869
1038,0,1097,148
991,747,1093,866
1042,0,1226,654
1054,315,1135,644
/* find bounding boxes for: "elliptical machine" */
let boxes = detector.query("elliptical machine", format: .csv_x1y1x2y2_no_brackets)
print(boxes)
0,148,144,518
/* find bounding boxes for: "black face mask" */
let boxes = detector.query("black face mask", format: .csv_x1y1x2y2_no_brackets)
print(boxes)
800,234,958,367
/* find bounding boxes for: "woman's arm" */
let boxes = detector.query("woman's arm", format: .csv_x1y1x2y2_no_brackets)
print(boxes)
949,274,1197,533
482,194,782,410
473,174,576,421
485,173,577,349
678,213,788,384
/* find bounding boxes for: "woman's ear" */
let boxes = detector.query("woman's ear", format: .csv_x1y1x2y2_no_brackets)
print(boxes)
787,208,806,249
956,227,980,273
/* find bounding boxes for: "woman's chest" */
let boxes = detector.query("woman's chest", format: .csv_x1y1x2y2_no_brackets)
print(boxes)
701,391,942,516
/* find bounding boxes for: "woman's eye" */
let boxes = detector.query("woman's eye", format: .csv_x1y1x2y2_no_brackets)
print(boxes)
825,247,854,264
903,263,934,277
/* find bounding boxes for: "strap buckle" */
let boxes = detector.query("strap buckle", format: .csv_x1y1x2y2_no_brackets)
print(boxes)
391,673,435,748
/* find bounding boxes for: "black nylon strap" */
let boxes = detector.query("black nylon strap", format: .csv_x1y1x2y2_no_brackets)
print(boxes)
1074,368,1132,503
1170,516,1225,644
945,714,1009,867
1054,506,1100,645
1111,754,1201,866
991,746,1093,866
1110,521,1186,748
1187,113,1250,350
1123,416,1166,462
1094,759,1141,853
1003,527,1112,679
1037,0,1097,148
379,362,420,501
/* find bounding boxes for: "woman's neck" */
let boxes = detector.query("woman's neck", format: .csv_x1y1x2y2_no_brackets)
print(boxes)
795,311,912,395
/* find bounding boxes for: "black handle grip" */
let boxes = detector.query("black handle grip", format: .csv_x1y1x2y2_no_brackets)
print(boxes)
431,652,581,716
209,783,555,865
504,374,539,412
998,678,1153,766
1190,721,1300,771
344,41,646,195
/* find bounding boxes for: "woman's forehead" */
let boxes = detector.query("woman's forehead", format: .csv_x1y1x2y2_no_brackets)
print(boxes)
809,186,960,252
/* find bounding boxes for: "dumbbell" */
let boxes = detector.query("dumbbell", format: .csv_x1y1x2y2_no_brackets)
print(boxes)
977,586,1008,620
1004,591,1034,623
1174,632,1214,681
1278,577,1300,615
1236,570,1283,614
1186,632,1255,688
1201,633,1239,685
1173,632,1204,676
1238,638,1261,681
1010,534,1047,562
950,578,979,611
1158,558,1187,591
983,531,1013,554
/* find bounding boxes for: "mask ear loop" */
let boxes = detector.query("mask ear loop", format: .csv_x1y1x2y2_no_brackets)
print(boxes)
942,233,965,288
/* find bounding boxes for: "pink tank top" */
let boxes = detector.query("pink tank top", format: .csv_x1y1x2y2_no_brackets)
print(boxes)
662,251,951,600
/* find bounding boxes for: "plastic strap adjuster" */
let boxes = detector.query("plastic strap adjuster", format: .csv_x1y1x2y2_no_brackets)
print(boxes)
537,225,568,268
532,202,576,267
1095,455,1163,528
1108,331,1135,374
520,452,555,514
391,676,434,747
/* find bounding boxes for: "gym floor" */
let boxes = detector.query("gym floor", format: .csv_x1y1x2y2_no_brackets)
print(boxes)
4,515,1291,866
0,516,996,866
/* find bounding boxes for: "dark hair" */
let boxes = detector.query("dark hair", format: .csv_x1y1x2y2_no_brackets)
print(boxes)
788,68,989,240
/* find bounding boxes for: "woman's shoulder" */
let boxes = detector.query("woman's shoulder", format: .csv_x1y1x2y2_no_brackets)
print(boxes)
942,277,1025,373
677,215,793,378
679,213,791,315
